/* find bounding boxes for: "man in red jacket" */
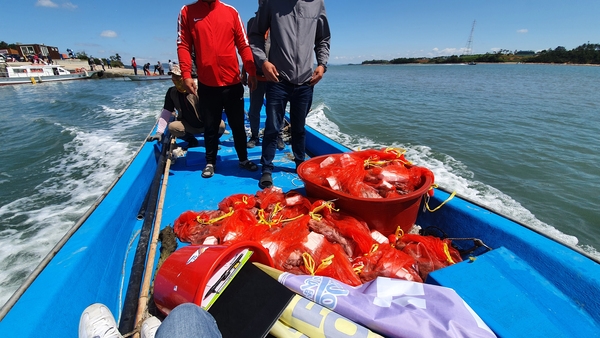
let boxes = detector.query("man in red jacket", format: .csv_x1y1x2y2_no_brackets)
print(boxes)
177,0,258,178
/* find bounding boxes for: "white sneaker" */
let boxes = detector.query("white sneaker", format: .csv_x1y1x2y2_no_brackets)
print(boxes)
141,316,162,338
79,303,123,338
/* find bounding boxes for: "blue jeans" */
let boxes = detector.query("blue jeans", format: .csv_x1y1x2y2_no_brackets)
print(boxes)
261,80,314,173
156,303,222,338
248,80,266,139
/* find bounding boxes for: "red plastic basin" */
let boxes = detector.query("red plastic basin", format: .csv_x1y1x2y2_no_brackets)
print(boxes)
297,155,433,235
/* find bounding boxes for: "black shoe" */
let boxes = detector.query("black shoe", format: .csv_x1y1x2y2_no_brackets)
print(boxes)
276,136,285,150
187,138,199,148
259,172,273,189
239,160,258,172
183,134,198,148
247,137,259,148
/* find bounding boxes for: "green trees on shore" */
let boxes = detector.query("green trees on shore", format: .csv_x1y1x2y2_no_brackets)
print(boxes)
362,43,600,65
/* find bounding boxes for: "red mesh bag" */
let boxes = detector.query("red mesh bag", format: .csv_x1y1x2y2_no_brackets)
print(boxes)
173,210,223,244
218,193,257,211
398,234,462,280
300,234,362,286
220,208,258,244
255,186,286,210
327,212,374,256
373,245,422,282
260,215,311,272
353,244,385,283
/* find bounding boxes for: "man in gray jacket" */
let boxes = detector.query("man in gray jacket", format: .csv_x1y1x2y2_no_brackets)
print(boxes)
249,0,330,189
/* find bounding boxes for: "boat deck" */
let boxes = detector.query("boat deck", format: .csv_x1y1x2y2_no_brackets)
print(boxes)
1,99,599,337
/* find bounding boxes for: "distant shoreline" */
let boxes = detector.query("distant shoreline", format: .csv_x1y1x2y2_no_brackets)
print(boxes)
8,60,142,77
357,62,600,67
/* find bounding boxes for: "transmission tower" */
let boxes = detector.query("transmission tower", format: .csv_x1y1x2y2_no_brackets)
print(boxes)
465,20,476,56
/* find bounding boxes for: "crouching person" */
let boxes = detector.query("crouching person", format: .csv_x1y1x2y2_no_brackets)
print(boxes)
147,64,225,147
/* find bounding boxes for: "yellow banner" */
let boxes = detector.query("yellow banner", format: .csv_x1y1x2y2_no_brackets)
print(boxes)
279,295,383,338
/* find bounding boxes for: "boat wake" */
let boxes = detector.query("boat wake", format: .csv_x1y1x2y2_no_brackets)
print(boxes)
0,84,164,308
307,102,600,261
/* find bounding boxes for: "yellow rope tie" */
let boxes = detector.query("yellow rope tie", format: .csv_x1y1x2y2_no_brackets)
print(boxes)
271,202,284,218
317,255,335,274
443,243,456,264
368,244,379,255
257,209,279,227
390,226,404,247
279,214,305,223
233,195,250,207
302,253,316,275
424,185,456,212
364,158,389,168
383,147,406,158
196,207,234,225
353,262,364,274
395,226,404,238
301,253,335,275
308,201,338,221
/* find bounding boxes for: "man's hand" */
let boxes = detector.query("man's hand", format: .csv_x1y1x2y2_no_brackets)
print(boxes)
183,78,197,95
248,75,257,92
310,65,326,86
262,61,279,82
146,133,162,142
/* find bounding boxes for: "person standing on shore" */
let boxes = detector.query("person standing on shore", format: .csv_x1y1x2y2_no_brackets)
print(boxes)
131,57,137,75
177,0,259,179
249,0,330,188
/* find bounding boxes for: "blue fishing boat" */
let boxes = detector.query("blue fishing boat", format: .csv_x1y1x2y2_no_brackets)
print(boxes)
0,98,598,337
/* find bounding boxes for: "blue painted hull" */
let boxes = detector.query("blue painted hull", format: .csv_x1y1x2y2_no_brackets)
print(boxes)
1,99,598,337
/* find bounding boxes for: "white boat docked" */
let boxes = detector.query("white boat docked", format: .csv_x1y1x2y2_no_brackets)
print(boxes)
0,64,97,86
126,74,171,81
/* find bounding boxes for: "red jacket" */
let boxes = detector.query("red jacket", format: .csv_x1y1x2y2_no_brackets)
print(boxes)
177,0,256,87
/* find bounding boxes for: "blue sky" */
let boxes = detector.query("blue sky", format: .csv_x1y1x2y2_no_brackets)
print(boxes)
3,0,599,65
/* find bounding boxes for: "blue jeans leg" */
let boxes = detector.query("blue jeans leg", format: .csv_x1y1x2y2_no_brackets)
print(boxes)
248,81,266,139
155,303,222,338
261,81,288,173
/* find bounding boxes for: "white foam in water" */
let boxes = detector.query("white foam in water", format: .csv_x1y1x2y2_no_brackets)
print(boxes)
306,104,600,261
0,83,165,307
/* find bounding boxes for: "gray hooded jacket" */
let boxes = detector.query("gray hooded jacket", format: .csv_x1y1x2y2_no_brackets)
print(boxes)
249,0,330,85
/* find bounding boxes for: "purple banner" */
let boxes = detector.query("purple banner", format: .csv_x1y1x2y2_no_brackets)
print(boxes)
278,273,496,338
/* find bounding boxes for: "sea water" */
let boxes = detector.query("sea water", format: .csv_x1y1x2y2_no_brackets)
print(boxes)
0,64,599,307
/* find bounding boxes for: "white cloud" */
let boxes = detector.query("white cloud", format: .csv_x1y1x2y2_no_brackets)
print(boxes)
428,47,467,57
100,30,118,38
63,2,78,10
36,0,58,7
517,29,528,34
36,0,77,9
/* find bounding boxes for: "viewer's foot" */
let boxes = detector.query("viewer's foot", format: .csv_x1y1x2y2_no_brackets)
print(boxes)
247,137,259,148
259,172,273,189
141,316,161,338
79,303,123,338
